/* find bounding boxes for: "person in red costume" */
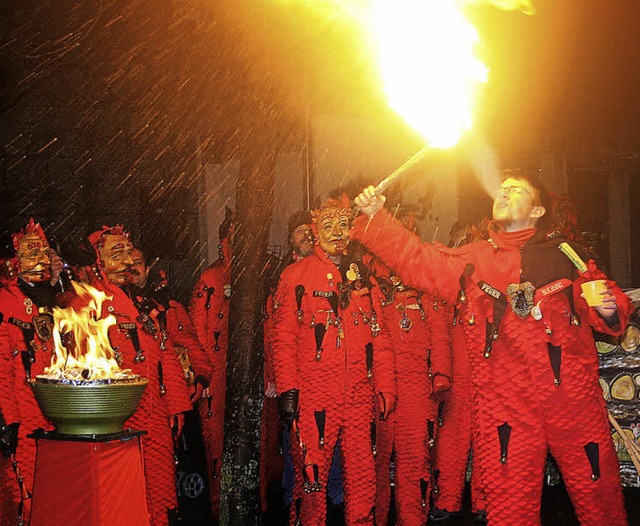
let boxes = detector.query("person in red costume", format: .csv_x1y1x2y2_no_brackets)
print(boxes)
261,210,314,515
271,197,396,526
354,173,633,526
431,221,489,523
0,219,61,526
188,208,233,520
363,210,452,526
129,247,212,402
85,226,192,526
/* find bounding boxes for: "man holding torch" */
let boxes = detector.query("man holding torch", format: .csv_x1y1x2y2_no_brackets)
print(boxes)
353,173,632,525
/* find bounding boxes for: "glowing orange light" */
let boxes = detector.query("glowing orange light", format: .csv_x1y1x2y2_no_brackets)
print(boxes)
44,282,131,381
370,0,488,149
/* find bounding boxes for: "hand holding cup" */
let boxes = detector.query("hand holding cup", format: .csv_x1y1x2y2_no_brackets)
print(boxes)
581,279,617,319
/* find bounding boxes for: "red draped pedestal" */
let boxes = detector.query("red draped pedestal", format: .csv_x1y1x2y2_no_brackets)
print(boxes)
30,431,150,526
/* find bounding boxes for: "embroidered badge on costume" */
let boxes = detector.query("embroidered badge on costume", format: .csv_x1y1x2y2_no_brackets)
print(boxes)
33,313,54,341
506,282,535,318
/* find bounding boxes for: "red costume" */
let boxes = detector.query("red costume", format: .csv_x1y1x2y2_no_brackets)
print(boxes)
0,220,56,526
271,243,395,526
432,315,486,517
368,258,452,525
86,227,192,526
353,209,632,526
0,281,56,525
189,238,231,518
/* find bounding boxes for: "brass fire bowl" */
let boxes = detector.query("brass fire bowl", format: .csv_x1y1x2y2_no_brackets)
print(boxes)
31,376,148,435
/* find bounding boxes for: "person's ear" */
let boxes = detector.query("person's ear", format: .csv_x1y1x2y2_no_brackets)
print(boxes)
531,205,546,219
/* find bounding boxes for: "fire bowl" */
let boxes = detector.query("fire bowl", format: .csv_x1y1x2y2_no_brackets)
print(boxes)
31,376,148,435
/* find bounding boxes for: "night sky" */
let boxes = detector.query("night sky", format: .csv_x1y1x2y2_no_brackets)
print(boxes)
1,0,640,293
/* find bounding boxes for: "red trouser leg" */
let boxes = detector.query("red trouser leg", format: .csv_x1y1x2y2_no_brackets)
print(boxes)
1,454,22,526
7,414,48,526
340,387,377,526
546,394,627,526
199,384,225,518
473,390,548,526
142,414,179,526
394,394,434,525
375,413,395,525
296,402,341,526
433,389,472,513
469,428,487,513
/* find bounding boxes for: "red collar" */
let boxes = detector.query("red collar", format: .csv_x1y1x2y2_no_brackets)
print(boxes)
488,222,537,250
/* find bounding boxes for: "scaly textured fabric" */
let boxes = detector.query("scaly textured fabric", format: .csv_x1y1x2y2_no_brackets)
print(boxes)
433,320,480,513
0,282,55,526
368,259,449,526
188,239,231,519
165,300,213,382
353,209,632,526
272,245,395,526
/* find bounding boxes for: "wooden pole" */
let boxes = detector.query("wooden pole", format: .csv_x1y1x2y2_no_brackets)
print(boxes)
220,128,276,525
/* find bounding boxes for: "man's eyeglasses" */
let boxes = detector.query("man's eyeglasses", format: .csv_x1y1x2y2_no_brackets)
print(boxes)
495,185,535,202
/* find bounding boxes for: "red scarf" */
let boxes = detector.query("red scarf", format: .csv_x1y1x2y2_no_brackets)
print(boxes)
488,221,537,250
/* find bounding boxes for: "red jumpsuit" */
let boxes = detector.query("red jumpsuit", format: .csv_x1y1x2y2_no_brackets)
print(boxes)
369,259,452,526
189,239,230,518
271,245,395,526
0,280,55,526
353,210,632,526
432,314,486,515
85,271,192,526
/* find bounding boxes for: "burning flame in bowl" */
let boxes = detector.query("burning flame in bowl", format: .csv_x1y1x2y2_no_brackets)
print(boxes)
41,281,133,382
32,282,147,435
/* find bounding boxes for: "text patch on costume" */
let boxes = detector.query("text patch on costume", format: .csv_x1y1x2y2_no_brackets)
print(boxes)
313,291,335,298
478,281,504,301
537,278,573,298
9,318,33,331
118,322,137,330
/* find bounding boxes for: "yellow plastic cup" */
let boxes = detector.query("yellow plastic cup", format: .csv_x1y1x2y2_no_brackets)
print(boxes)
581,279,607,307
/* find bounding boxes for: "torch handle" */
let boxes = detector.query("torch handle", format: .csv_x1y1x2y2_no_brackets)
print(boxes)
373,145,431,195
558,242,588,274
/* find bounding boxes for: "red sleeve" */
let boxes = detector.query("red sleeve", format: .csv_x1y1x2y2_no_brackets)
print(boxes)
160,338,193,416
270,270,300,394
369,282,396,396
352,209,468,303
168,301,213,380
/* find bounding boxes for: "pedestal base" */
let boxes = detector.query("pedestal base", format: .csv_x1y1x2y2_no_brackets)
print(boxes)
30,430,150,526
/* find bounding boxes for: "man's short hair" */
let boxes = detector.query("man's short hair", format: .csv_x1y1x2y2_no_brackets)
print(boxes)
287,211,312,237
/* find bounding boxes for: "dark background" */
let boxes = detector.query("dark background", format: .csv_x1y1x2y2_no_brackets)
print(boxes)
1,0,640,298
